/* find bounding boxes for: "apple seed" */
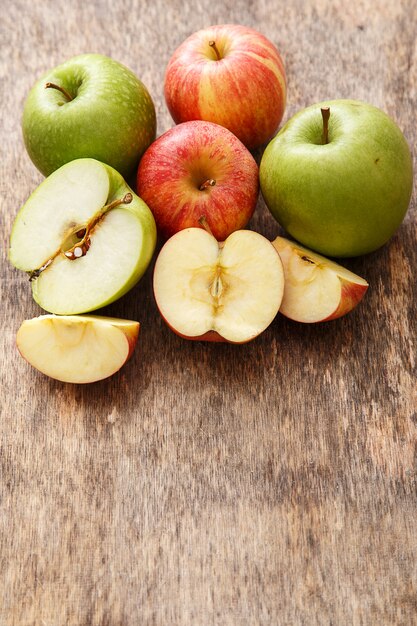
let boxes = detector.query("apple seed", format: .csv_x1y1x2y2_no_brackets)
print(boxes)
301,255,316,265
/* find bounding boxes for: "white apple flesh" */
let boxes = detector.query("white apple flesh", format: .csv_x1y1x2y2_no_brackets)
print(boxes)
154,228,285,343
16,315,139,383
273,237,368,323
9,158,156,314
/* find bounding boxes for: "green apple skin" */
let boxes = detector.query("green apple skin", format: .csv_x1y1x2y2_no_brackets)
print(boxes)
260,100,413,257
22,54,156,178
9,158,157,315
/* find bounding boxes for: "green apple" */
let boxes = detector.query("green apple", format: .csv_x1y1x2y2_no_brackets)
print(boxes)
9,158,156,314
22,53,156,178
260,99,413,257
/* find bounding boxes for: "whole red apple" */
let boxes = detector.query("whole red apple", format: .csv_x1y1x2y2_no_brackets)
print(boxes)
136,120,259,241
164,24,287,150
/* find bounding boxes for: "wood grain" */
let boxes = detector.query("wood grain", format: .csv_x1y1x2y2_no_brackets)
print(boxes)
1,0,416,624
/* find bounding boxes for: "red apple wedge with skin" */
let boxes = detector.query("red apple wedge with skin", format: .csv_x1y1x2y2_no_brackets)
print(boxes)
16,315,140,383
153,226,285,343
164,24,287,149
272,237,369,323
137,121,259,241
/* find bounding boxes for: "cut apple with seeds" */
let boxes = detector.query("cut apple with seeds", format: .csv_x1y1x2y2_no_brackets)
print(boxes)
16,315,139,383
9,158,156,315
153,227,285,343
272,236,368,323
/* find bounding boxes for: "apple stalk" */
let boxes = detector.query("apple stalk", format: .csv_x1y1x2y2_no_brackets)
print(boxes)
44,82,73,102
321,107,330,144
28,192,133,281
208,40,221,61
199,179,216,191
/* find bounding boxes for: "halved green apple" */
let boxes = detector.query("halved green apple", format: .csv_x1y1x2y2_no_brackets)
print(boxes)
17,314,139,383
9,158,156,314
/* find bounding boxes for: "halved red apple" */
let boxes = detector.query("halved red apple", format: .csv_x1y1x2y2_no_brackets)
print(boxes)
272,236,368,322
16,315,139,383
153,228,284,343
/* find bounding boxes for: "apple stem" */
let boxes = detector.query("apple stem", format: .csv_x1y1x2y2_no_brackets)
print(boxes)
321,107,330,144
209,40,221,61
199,215,218,237
100,193,133,216
28,193,134,278
199,179,216,191
45,82,73,102
28,257,55,281
64,193,133,261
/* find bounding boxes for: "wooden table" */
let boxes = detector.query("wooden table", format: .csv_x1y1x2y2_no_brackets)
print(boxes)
1,1,416,624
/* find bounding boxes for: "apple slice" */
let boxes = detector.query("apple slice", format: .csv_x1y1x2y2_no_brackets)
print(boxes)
16,315,139,383
272,236,368,322
153,227,284,343
9,158,156,315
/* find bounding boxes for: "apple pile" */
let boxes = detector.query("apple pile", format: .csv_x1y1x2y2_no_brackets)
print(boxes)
9,26,413,382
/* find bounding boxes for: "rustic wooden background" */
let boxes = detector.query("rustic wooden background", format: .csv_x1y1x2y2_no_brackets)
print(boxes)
1,0,416,624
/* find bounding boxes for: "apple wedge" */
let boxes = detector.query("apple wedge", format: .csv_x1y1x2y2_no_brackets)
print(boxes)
153,227,285,343
16,315,139,383
9,158,156,314
272,236,368,322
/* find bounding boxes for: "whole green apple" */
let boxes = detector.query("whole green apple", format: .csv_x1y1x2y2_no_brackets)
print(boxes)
22,54,156,178
9,158,156,314
260,99,413,257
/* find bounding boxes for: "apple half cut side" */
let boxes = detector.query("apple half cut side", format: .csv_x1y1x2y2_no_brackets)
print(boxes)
153,228,285,343
272,236,368,323
16,315,140,383
9,158,156,315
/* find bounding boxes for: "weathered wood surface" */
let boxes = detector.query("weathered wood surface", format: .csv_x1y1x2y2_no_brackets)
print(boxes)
1,1,416,624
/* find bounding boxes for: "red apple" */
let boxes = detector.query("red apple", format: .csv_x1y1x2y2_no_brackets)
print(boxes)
164,24,287,150
272,237,369,323
16,315,140,383
137,121,259,241
153,227,285,343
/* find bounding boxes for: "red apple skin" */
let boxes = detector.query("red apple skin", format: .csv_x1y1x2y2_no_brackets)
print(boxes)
164,24,287,149
124,322,140,360
156,312,258,345
15,317,141,384
137,121,259,241
324,280,368,322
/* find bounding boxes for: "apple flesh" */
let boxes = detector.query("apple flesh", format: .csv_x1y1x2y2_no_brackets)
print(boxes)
273,237,368,323
164,24,286,149
9,158,156,314
137,120,259,241
22,53,156,178
153,228,285,343
16,315,139,383
260,100,413,257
